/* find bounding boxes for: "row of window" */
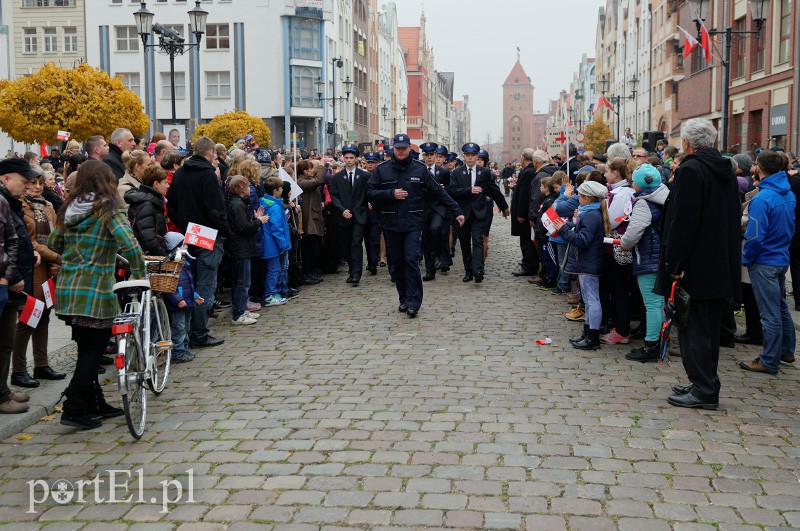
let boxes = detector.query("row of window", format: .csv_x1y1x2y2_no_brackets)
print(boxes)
118,70,231,99
114,23,229,52
23,26,78,53
22,0,75,6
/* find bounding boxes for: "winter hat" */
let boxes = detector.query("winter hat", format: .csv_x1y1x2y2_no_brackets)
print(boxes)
577,180,608,198
733,153,753,174
164,232,185,253
632,163,662,189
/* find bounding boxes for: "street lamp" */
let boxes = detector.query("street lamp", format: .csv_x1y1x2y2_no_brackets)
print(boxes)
381,103,407,137
315,57,352,148
133,1,208,122
687,0,769,151
598,74,637,140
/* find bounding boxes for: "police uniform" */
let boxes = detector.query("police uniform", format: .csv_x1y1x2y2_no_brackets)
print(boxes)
329,143,370,284
367,134,463,316
419,142,452,280
447,142,509,283
364,151,382,273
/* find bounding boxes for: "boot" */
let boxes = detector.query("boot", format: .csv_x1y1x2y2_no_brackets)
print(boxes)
573,329,600,350
86,377,124,419
626,340,660,363
570,325,589,344
60,383,103,430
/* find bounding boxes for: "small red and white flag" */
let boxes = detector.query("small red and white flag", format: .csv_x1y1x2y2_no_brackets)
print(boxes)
19,294,45,328
700,21,712,63
594,95,615,114
56,130,71,141
42,277,55,309
677,25,700,58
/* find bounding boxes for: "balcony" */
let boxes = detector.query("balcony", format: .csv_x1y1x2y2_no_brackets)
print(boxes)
22,0,75,6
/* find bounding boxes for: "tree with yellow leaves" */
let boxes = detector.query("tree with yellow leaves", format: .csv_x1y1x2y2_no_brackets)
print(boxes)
584,114,614,154
194,111,271,148
0,63,150,144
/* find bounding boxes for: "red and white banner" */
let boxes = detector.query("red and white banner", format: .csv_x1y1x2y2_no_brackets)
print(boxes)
677,25,700,58
42,277,55,309
700,22,712,63
185,222,218,250
19,295,45,328
594,95,615,114
541,206,564,236
56,130,71,141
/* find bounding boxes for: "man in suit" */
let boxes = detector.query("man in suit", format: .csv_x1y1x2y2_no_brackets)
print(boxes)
329,143,370,285
447,143,510,283
420,142,451,281
363,152,382,275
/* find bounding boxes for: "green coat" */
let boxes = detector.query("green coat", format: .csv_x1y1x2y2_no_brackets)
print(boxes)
48,209,146,320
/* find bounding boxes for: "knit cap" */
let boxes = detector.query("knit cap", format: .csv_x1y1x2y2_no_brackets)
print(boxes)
632,163,662,189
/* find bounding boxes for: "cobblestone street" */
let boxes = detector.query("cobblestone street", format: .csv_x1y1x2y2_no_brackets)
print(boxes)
2,216,800,530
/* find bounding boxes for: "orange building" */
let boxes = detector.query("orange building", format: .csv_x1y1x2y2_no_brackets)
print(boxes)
502,58,535,163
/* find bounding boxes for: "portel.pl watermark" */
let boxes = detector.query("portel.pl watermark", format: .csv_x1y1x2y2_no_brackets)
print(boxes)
28,468,194,513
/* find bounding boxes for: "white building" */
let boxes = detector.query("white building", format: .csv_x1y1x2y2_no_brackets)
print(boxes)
612,0,651,142
377,1,406,143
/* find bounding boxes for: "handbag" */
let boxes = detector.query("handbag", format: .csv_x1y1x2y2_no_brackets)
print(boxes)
610,229,632,265
673,283,691,330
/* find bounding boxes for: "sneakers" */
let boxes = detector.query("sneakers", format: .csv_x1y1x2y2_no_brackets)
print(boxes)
263,295,287,307
214,299,231,309
600,328,631,345
246,301,262,312
565,306,585,322
245,311,260,319
232,314,257,325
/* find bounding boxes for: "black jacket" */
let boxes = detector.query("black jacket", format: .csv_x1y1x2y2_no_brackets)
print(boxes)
528,164,558,225
0,185,33,305
125,185,167,255
447,165,508,222
422,165,451,218
510,163,535,236
225,195,261,260
167,155,230,238
368,157,462,232
789,173,800,249
329,167,370,226
218,157,230,182
656,148,741,300
104,144,126,180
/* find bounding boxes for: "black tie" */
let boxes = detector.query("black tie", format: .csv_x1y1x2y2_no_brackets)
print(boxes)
469,168,474,187
349,171,354,187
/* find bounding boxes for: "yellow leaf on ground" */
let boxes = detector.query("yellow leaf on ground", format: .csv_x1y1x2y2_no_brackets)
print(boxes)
54,405,63,413
40,414,56,421
16,434,32,440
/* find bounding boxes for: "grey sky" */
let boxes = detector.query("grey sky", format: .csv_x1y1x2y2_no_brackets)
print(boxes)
396,0,604,145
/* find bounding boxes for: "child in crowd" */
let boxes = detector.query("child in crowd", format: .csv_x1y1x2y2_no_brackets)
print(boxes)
620,164,669,362
281,181,302,299
260,177,292,306
552,181,611,350
125,165,169,255
226,175,270,325
534,176,561,290
555,171,587,317
162,232,202,363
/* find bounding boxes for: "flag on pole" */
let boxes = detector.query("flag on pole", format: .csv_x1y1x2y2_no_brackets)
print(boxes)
677,25,700,58
699,21,712,63
42,277,55,308
594,95,615,114
39,142,48,159
19,294,45,328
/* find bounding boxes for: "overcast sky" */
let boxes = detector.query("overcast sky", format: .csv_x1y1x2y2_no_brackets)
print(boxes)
396,0,604,144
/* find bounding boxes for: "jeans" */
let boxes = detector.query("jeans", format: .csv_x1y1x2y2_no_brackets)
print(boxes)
264,255,281,298
637,273,664,342
232,258,252,320
278,252,289,294
553,242,571,291
190,243,223,343
579,275,601,329
748,263,796,372
169,309,191,360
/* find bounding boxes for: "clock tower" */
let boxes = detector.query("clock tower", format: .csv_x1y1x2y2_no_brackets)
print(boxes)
502,56,534,164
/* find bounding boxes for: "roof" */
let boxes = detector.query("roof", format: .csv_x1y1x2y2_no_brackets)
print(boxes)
503,59,531,87
398,27,420,69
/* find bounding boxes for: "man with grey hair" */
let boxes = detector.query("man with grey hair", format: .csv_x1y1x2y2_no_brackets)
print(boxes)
104,128,135,180
153,140,174,166
656,118,741,410
606,142,631,161
510,149,540,276
215,143,229,180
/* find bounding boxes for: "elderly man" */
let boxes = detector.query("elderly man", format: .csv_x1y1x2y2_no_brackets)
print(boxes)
510,149,539,277
632,147,649,166
657,119,741,410
84,135,109,162
215,143,229,180
104,128,135,180
606,142,632,161
153,140,174,166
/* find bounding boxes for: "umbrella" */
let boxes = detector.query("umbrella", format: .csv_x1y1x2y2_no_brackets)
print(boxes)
659,280,679,364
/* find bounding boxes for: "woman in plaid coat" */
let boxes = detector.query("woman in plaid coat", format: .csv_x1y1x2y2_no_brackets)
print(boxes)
48,160,146,430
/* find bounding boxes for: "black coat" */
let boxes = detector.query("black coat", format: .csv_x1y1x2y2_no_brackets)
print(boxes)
510,163,535,236
125,185,167,255
789,173,800,249
225,195,261,260
218,157,230,182
447,165,508,222
528,164,558,223
655,148,742,300
0,186,33,305
167,155,230,238
104,144,126,180
329,167,369,226
422,165,451,218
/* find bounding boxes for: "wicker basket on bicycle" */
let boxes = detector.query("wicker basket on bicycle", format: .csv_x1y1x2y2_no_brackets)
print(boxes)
143,256,183,294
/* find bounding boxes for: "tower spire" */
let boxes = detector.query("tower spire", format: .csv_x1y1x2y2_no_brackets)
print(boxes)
516,47,520,61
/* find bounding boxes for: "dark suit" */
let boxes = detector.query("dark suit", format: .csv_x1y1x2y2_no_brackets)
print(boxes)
329,167,370,279
510,163,538,272
422,164,452,276
447,165,509,275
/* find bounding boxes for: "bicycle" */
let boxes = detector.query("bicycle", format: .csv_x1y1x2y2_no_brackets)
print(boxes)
112,252,181,439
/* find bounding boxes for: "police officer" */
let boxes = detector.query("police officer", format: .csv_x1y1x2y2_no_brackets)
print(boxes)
419,142,452,281
383,147,393,161
367,134,464,317
329,143,370,285
447,142,510,283
363,152,382,274
435,145,448,167
445,152,457,170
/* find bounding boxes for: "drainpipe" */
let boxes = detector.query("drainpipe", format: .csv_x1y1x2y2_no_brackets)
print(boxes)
793,1,800,152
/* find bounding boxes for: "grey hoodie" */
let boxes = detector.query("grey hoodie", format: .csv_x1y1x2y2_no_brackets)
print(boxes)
620,184,670,251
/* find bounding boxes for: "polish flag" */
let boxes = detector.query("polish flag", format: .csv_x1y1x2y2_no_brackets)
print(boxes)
42,277,55,309
700,21,712,63
677,25,700,58
594,95,615,114
19,294,45,328
39,142,48,159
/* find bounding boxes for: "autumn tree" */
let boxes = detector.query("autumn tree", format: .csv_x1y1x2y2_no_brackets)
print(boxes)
0,63,150,144
194,111,271,148
584,115,614,154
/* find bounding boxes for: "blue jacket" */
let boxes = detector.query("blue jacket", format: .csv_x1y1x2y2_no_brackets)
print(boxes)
550,189,579,244
260,196,291,259
743,171,796,267
163,262,196,313
558,208,605,276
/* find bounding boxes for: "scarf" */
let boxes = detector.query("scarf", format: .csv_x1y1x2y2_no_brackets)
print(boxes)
576,201,601,221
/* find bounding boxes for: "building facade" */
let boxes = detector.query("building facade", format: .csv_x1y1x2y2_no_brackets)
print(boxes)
650,0,682,145
501,58,534,164
351,0,368,146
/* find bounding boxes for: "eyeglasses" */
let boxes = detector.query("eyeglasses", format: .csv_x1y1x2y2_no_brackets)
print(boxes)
634,154,648,159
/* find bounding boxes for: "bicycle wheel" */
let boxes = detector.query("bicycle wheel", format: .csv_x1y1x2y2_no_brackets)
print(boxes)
147,296,172,395
121,334,147,439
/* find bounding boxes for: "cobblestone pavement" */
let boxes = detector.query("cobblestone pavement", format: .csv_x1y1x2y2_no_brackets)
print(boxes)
2,215,800,530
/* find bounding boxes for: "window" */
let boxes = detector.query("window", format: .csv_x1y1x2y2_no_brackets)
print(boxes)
23,28,37,53
732,19,745,78
778,0,792,64
751,23,765,71
115,25,138,52
22,0,75,6
206,71,231,98
43,27,57,52
63,26,77,52
117,72,140,97
290,18,319,60
205,23,229,50
160,71,185,100
290,66,320,108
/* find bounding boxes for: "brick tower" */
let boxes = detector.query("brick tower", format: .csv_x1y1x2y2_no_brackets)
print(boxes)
502,55,534,164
